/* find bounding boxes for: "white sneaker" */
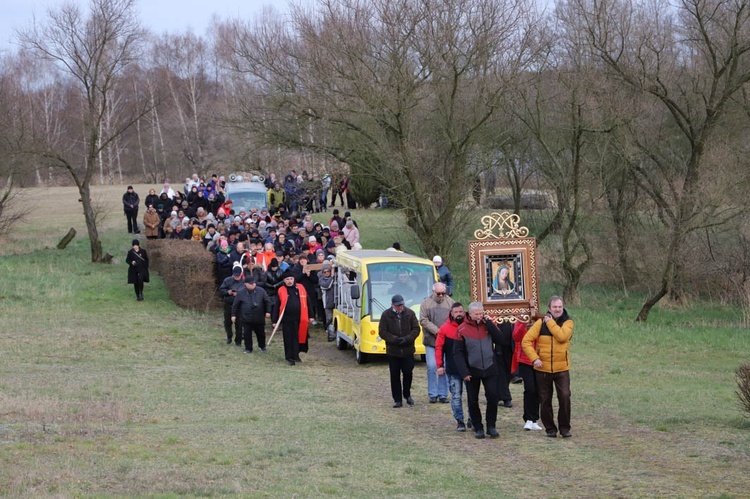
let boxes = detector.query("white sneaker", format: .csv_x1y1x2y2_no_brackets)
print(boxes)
529,421,543,431
523,420,533,431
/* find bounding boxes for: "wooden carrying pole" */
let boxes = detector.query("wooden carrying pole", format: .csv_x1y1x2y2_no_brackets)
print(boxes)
266,306,286,346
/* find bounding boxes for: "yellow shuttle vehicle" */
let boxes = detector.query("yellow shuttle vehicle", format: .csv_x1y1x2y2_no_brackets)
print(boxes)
332,250,438,364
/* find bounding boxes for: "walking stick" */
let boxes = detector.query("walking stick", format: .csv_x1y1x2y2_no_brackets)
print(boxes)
266,306,286,346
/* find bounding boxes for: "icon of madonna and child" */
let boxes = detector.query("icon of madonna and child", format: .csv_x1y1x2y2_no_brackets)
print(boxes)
488,259,522,300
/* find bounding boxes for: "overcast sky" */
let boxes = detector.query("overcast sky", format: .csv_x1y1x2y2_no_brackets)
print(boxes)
0,0,294,52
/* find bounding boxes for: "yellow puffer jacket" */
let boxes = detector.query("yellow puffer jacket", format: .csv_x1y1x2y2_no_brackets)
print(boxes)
521,311,574,373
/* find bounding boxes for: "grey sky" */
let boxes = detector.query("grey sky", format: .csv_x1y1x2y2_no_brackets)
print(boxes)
0,0,292,52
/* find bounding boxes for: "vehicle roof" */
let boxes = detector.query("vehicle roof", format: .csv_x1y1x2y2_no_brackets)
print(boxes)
225,181,267,193
336,250,433,265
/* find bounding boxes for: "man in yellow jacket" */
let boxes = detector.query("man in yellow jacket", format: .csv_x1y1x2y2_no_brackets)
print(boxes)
522,296,574,438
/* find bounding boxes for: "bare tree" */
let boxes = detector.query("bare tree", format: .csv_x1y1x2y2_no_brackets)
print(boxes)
0,58,27,232
221,0,540,258
573,0,750,321
17,0,148,262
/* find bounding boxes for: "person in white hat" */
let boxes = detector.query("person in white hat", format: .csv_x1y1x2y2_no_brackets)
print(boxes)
432,255,453,296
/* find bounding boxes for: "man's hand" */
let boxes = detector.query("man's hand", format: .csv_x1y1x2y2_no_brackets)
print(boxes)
265,313,271,318
396,337,408,346
533,359,543,369
231,316,236,323
436,367,445,376
463,375,471,381
544,314,552,322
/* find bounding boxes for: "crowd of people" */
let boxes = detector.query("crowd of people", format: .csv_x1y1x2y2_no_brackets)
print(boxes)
383,292,574,439
124,170,363,362
123,171,573,439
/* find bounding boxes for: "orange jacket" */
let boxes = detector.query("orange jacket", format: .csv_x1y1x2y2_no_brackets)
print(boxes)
521,311,573,373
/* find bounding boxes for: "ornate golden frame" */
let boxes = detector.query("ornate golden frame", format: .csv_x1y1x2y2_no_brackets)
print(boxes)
468,212,540,323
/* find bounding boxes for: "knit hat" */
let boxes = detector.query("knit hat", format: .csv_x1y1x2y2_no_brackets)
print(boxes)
132,239,140,246
270,258,279,268
244,275,257,284
232,266,243,276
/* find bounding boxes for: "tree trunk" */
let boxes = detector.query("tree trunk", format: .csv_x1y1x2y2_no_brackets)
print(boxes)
56,227,77,249
78,183,103,262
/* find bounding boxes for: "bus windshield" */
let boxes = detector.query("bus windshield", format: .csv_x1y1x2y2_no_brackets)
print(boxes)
226,191,267,212
367,262,435,320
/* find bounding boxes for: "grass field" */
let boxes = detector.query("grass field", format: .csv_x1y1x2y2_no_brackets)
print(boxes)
1,185,749,497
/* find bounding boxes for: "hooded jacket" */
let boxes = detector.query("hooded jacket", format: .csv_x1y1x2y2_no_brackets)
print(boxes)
453,318,503,379
435,316,461,375
419,295,454,347
521,310,574,374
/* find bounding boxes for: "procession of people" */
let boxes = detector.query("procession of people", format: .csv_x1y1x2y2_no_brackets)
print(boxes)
125,169,573,439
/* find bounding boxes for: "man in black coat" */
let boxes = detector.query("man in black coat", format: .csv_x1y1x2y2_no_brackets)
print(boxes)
219,266,245,345
378,294,421,408
126,239,149,301
122,186,140,234
232,275,272,353
453,302,505,439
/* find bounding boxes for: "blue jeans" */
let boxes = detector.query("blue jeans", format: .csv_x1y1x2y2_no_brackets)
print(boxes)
425,346,448,398
448,373,465,422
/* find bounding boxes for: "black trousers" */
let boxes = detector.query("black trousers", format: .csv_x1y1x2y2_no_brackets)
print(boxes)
282,320,300,361
388,355,414,403
125,209,139,233
269,295,279,323
242,321,266,350
536,370,571,435
465,374,499,430
496,352,513,403
132,278,144,298
518,363,539,422
223,301,241,343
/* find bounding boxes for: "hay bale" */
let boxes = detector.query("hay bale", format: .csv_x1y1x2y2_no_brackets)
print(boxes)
147,239,220,311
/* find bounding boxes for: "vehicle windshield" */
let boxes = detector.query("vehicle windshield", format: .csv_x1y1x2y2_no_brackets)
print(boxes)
226,191,267,212
367,262,435,321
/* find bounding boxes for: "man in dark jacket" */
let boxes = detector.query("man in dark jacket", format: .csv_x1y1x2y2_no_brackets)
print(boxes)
122,186,140,234
219,265,245,345
454,302,505,439
263,258,284,322
232,275,272,353
378,294,421,408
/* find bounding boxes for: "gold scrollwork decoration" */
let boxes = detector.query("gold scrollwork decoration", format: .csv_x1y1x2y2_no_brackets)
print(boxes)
474,212,529,240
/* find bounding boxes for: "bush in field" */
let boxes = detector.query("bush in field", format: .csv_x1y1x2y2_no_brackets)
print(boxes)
349,173,381,209
147,239,220,311
737,364,750,417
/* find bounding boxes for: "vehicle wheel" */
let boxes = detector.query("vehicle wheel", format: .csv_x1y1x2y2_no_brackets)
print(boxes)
336,333,348,351
356,347,368,364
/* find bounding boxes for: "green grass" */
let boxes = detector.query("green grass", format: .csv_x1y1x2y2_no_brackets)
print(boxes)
0,186,749,496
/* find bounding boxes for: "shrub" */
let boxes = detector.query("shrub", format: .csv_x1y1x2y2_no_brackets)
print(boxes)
737,364,750,417
147,239,220,311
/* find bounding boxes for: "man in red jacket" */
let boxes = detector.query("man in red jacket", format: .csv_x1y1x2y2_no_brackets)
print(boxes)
435,302,468,431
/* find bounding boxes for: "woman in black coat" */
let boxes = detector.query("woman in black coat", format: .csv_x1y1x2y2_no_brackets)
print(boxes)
126,239,149,301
